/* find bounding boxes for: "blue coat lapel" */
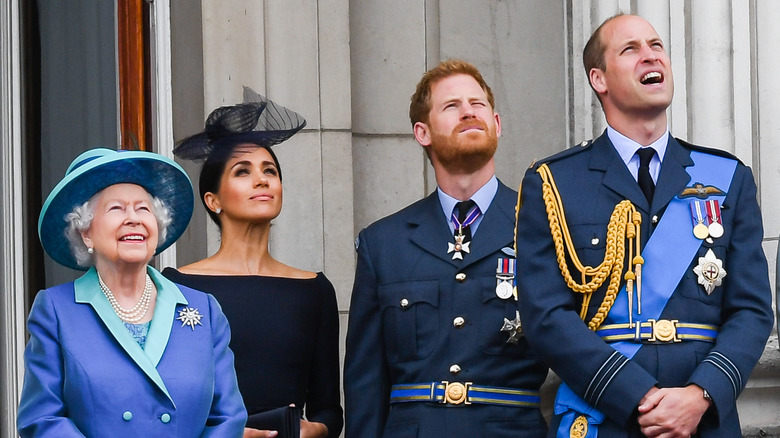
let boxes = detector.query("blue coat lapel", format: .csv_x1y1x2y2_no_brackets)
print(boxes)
408,193,459,266
589,134,649,212
74,266,188,404
651,136,694,214
466,183,516,264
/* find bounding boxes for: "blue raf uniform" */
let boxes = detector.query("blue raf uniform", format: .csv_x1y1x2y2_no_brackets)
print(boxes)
17,267,247,437
345,177,548,438
515,132,774,436
777,233,780,335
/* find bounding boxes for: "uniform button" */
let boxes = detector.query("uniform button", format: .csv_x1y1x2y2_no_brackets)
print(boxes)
652,215,659,224
400,298,409,308
450,364,461,375
455,273,466,282
122,411,132,421
160,413,171,423
453,317,465,328
591,237,599,245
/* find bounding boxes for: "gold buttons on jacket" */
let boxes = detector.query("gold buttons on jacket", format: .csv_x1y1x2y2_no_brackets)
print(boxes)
453,317,465,328
400,298,409,308
450,364,461,375
455,272,466,282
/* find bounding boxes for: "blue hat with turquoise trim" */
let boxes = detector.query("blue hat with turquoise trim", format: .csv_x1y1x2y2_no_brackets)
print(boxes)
38,148,194,270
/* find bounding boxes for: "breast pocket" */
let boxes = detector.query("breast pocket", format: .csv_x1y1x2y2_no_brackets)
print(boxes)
378,280,440,362
479,276,526,357
568,223,608,269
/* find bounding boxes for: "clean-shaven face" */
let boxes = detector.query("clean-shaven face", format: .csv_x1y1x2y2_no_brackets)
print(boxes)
594,15,674,117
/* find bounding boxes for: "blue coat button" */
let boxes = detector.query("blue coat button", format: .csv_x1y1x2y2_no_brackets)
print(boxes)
122,411,132,421
160,413,171,423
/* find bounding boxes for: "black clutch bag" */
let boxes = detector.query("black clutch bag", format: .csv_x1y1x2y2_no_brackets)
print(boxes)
246,406,301,438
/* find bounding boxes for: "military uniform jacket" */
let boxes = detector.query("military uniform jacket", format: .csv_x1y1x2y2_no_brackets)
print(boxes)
17,267,246,437
345,181,548,438
515,133,774,437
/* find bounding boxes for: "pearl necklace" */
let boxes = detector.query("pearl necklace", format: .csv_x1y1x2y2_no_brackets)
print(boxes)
97,273,153,324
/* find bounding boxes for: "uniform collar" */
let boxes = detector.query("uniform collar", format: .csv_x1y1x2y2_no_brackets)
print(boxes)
437,174,498,222
607,125,668,163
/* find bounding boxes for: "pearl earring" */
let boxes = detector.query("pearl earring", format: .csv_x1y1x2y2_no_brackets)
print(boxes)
87,247,94,254
215,208,222,214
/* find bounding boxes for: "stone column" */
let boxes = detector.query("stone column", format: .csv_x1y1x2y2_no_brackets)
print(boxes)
688,1,735,152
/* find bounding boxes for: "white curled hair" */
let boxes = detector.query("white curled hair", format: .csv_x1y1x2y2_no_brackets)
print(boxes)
64,192,173,268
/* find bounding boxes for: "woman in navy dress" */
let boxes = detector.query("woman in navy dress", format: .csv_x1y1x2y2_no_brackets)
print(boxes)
163,87,343,438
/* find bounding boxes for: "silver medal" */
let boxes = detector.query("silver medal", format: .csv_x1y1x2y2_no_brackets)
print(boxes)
706,199,724,239
708,222,724,239
496,281,513,299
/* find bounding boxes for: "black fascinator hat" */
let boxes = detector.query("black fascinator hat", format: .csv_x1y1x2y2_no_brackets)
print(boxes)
173,86,307,160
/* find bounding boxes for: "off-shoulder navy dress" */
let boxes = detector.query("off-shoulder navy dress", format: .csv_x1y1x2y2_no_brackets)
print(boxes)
162,268,343,436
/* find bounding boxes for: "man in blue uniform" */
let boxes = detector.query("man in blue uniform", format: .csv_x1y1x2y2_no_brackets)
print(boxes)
515,14,773,437
345,59,548,437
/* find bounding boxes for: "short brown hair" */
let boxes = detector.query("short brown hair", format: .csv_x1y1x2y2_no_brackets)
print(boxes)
583,13,625,80
409,59,495,126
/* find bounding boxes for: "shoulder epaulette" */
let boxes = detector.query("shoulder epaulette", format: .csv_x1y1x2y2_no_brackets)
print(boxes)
675,138,743,165
529,139,594,170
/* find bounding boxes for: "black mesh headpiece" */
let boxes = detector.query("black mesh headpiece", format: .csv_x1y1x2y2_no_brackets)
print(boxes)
174,86,306,160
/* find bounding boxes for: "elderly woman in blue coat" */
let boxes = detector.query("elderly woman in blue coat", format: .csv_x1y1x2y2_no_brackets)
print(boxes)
17,148,246,437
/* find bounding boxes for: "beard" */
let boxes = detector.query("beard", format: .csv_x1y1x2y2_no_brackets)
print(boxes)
429,119,498,174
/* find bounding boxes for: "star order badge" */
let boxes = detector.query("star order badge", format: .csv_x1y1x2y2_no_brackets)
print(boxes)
447,233,471,260
501,310,524,344
692,249,727,295
177,306,204,330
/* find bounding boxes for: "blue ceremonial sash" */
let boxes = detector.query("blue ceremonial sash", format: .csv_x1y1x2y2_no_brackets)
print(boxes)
555,383,605,438
555,151,737,437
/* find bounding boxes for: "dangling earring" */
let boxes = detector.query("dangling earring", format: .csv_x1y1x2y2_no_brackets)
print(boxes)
215,208,222,214
87,247,94,254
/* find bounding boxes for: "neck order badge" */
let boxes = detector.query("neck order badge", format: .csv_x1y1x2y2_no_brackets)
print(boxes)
448,200,479,260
